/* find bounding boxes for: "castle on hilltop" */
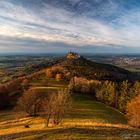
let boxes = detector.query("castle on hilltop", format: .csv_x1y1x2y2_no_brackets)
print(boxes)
66,51,81,59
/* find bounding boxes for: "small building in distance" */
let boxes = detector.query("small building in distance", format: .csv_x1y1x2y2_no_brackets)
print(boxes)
66,51,81,59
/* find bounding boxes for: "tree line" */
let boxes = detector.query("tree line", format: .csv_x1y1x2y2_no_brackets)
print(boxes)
69,76,140,128
0,70,44,109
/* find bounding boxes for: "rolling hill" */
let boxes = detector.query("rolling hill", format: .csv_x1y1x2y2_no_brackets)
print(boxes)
56,52,133,82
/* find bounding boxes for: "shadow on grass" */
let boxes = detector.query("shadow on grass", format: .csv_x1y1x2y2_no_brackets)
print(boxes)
0,111,16,122
1,126,140,140
70,94,127,124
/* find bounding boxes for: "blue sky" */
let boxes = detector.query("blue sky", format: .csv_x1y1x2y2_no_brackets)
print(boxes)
0,0,140,53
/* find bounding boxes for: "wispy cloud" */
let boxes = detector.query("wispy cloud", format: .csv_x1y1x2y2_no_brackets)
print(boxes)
0,0,140,53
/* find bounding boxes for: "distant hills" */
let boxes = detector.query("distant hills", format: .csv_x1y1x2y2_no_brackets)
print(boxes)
55,52,138,82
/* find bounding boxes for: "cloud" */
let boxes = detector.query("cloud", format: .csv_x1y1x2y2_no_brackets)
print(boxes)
0,0,140,53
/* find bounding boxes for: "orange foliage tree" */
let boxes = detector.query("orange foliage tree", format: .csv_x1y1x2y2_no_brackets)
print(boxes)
55,73,62,81
126,92,140,128
21,79,29,90
45,69,53,78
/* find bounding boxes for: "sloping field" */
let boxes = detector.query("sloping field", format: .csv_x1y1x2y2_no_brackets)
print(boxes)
0,93,140,140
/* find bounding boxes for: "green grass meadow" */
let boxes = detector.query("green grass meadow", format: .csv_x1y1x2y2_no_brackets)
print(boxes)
0,78,139,140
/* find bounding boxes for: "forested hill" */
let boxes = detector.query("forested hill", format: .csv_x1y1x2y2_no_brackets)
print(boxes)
56,52,137,82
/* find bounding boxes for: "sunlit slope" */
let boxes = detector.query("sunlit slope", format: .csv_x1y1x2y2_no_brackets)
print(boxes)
1,92,139,140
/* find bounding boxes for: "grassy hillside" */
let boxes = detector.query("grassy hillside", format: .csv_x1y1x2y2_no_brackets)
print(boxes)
71,94,127,124
0,53,140,139
0,78,140,140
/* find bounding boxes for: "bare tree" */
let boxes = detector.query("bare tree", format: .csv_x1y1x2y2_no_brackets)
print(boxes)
52,90,72,125
16,89,42,116
42,90,72,127
16,88,71,127
41,96,54,127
